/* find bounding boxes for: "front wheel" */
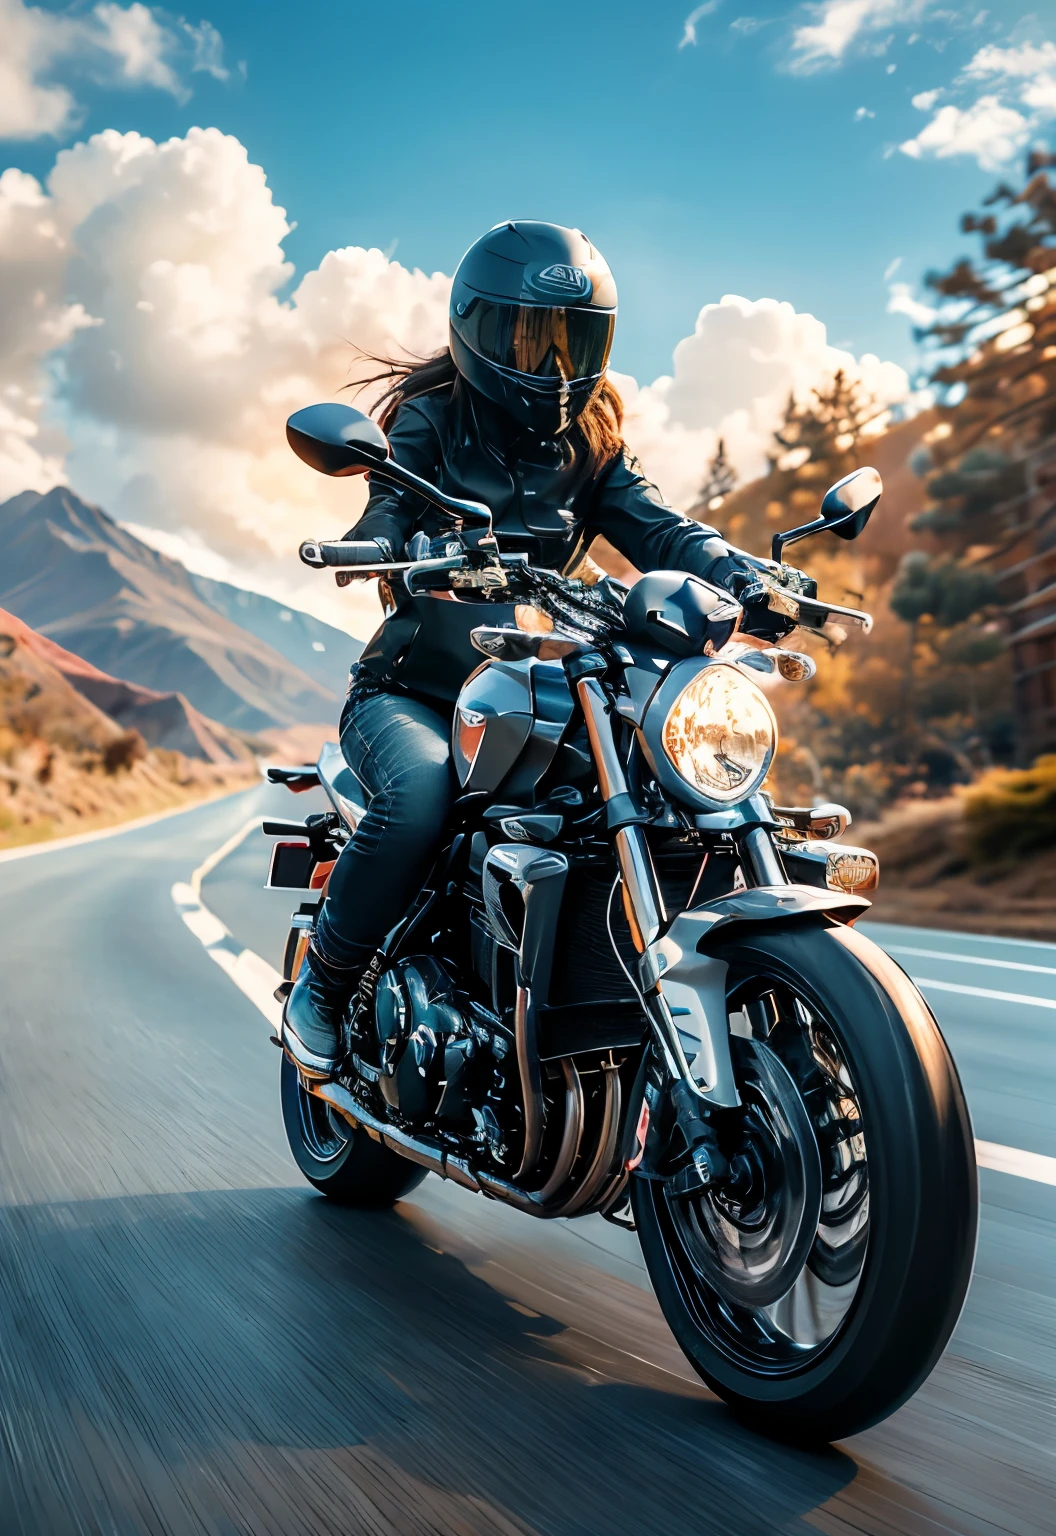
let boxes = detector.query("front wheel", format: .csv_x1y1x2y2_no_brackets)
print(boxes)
632,920,977,1442
280,1054,428,1206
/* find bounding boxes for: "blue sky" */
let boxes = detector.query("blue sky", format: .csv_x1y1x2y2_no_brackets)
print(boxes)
1,1,1052,629
9,0,1051,384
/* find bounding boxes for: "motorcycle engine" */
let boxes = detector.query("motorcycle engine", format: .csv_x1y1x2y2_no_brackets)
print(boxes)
373,956,481,1125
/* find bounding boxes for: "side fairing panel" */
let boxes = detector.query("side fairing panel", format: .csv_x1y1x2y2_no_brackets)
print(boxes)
453,660,533,792
452,658,574,796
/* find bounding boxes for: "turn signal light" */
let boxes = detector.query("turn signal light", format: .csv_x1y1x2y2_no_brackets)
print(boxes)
825,847,880,894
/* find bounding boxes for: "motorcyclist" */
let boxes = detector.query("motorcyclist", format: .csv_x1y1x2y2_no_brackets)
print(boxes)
282,220,781,1078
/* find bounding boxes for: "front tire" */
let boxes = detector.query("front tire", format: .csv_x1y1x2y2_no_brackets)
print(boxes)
280,1054,428,1206
632,920,977,1442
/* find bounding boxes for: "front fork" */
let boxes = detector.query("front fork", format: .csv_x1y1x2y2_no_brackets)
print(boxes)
573,660,776,1173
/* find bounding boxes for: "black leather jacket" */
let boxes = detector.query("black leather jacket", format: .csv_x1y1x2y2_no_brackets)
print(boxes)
347,382,742,704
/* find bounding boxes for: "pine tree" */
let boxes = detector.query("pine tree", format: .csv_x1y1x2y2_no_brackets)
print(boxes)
906,150,1056,760
699,437,738,514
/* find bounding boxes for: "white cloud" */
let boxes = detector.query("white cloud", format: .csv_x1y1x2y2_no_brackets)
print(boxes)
900,94,1030,170
964,39,1056,82
92,2,181,94
614,294,909,508
0,129,911,636
887,280,937,328
678,1,721,49
789,0,929,73
0,0,229,140
902,33,1056,170
855,105,876,118
186,19,229,81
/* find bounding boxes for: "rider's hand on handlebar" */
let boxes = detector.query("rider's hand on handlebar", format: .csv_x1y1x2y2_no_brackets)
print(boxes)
406,529,466,562
732,561,818,642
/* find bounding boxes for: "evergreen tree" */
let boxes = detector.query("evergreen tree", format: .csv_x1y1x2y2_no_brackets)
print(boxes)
699,437,737,513
916,149,1056,558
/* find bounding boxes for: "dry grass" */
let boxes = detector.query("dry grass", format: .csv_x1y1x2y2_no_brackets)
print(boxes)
0,743,256,851
857,792,1056,940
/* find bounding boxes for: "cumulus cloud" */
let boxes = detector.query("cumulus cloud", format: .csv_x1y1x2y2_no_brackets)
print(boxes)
901,33,1056,169
0,128,910,637
0,0,230,140
615,295,908,509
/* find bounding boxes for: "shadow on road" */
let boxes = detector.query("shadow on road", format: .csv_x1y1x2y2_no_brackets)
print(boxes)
0,1183,858,1536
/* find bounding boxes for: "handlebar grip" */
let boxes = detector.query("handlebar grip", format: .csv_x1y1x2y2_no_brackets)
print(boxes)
299,539,386,568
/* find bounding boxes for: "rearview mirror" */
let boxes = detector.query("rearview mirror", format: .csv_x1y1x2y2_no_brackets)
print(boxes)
820,466,883,539
286,403,389,477
772,466,883,565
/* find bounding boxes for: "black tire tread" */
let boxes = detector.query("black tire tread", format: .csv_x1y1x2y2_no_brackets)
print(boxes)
632,919,978,1443
280,1054,427,1208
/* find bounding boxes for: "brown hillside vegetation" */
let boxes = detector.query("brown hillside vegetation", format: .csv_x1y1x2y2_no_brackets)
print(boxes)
2,607,254,765
0,612,255,851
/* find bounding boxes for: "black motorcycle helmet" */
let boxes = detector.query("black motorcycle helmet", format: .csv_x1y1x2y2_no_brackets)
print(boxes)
449,220,617,438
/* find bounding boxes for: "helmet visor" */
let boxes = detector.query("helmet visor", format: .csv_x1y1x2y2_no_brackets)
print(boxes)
456,300,614,383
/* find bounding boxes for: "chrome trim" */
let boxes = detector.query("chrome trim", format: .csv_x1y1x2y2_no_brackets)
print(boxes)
741,826,788,888
537,1058,585,1203
312,1058,622,1219
641,924,739,1109
558,1062,622,1217
614,826,664,950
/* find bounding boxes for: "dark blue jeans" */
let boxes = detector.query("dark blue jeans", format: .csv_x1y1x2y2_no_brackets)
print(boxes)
313,687,455,973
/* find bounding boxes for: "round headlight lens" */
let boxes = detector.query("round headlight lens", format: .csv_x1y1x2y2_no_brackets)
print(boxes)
662,664,777,804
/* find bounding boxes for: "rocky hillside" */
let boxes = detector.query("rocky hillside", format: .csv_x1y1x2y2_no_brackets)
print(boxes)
0,488,360,733
0,608,251,765
0,609,255,849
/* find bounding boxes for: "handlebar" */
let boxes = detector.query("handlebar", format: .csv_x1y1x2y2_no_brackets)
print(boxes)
299,539,391,568
298,535,874,643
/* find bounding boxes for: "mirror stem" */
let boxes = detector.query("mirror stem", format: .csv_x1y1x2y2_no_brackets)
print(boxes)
369,457,493,534
771,517,826,565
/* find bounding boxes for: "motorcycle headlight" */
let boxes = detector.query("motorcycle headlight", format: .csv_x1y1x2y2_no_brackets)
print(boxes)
662,664,776,804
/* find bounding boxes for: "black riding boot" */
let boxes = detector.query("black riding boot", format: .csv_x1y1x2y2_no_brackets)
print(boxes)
281,943,358,1080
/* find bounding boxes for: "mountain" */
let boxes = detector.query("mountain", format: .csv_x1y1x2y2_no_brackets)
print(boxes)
187,572,359,699
0,607,252,765
0,612,123,759
0,488,360,733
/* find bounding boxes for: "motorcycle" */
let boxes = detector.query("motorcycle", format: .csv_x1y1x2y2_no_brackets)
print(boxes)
263,400,977,1443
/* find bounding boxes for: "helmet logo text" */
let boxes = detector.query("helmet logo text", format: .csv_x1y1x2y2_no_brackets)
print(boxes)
525,263,593,301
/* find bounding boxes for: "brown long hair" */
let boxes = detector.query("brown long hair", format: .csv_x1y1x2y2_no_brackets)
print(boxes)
349,346,626,478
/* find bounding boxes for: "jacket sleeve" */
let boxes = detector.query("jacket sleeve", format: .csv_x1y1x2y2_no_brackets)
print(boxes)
341,399,442,553
587,446,745,590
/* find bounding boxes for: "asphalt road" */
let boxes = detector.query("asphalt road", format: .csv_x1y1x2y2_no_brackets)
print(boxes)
1,783,1053,1536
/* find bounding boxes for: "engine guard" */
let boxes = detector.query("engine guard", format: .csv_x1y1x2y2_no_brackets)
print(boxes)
640,885,870,1110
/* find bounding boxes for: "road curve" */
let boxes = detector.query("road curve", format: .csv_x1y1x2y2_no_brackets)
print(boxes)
1,785,1053,1536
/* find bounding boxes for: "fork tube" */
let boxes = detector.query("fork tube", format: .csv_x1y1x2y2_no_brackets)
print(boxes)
575,674,664,950
741,826,788,888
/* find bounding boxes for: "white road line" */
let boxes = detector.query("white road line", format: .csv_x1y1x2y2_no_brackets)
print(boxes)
174,827,1056,1191
886,944,1056,978
916,977,1056,1010
976,1141,1056,1186
866,923,1056,954
171,816,283,1030
0,784,253,866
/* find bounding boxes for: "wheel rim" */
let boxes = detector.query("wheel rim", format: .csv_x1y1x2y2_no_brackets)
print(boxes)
659,980,870,1376
295,1076,352,1164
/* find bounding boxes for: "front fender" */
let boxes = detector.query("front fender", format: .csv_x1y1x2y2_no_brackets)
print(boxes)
640,885,870,1109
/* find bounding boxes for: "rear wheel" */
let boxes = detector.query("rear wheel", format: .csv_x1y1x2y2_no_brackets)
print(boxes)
280,1053,427,1206
632,920,977,1442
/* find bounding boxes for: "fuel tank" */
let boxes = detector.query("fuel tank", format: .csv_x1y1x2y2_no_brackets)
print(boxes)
452,657,574,795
